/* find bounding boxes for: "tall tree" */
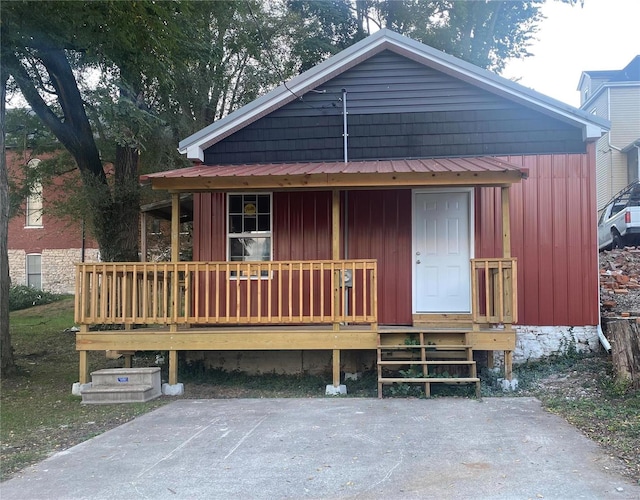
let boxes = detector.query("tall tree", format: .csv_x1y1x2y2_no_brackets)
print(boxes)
1,1,192,261
287,0,366,72
167,1,301,138
287,0,544,73
1,67,15,376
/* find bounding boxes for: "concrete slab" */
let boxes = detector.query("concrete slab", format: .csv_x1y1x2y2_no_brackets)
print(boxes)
1,397,638,499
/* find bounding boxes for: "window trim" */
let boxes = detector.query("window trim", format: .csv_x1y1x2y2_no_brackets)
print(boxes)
25,158,43,228
26,253,42,290
25,180,43,228
226,192,273,279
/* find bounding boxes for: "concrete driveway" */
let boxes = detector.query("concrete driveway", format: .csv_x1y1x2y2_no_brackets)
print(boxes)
1,397,638,500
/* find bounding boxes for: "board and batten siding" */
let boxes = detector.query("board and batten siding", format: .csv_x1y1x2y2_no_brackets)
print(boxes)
204,50,586,165
346,190,413,325
476,151,598,327
192,151,598,328
192,193,226,261
192,189,413,325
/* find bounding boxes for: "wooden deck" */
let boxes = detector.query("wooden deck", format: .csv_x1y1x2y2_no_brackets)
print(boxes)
74,258,517,389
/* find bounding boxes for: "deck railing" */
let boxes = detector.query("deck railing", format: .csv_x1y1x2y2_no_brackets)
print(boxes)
470,258,518,325
75,260,378,327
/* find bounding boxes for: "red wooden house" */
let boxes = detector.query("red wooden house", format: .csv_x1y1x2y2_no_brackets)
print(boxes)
75,30,608,396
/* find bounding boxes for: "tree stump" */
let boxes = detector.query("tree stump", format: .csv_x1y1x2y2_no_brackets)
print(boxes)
605,319,640,389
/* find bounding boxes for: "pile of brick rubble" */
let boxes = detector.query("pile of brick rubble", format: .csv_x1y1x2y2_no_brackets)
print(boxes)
599,247,640,317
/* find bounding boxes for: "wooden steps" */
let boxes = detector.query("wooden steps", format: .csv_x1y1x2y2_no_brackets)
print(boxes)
377,333,481,399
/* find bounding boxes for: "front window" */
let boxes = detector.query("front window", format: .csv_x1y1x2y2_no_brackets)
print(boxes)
227,193,272,265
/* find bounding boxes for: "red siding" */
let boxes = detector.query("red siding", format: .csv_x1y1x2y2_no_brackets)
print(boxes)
192,152,598,327
273,192,332,260
273,192,333,318
347,190,412,325
193,193,225,261
476,152,598,326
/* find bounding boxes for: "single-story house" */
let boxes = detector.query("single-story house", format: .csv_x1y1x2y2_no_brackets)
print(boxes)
74,29,609,396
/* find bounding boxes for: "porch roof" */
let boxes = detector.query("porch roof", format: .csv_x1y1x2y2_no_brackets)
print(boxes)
141,157,528,192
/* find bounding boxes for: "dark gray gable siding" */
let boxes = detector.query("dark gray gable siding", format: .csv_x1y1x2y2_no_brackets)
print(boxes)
204,51,585,164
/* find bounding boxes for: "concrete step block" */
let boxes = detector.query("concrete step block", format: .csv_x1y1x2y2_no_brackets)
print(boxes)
90,367,161,390
81,384,160,404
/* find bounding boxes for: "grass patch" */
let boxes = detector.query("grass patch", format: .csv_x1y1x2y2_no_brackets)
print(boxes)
1,299,167,481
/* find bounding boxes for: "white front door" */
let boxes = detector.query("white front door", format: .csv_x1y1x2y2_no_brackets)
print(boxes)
414,191,472,313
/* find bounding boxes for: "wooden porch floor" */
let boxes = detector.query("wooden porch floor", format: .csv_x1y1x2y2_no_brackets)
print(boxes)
77,323,514,357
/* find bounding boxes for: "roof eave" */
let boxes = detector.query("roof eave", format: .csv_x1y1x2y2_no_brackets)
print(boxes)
144,170,526,193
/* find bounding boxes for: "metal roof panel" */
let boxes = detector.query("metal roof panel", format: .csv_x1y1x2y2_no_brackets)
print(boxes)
141,156,526,184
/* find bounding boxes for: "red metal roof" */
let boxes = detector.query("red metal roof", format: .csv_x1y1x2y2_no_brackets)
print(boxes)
141,157,527,183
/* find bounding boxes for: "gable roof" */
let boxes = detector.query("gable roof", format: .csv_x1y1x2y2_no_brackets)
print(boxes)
579,55,640,85
578,55,640,109
179,29,609,162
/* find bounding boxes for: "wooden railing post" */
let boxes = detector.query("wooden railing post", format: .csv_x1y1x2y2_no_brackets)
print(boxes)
471,258,517,326
75,259,377,328
501,186,511,259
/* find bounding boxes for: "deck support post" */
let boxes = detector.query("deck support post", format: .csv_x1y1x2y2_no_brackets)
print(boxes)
169,350,178,386
79,350,89,384
487,350,494,370
504,350,513,380
501,186,514,380
332,189,341,377
326,190,347,395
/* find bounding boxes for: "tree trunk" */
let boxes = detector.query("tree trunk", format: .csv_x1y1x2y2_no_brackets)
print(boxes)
0,69,16,376
606,319,640,389
7,46,141,263
95,145,140,262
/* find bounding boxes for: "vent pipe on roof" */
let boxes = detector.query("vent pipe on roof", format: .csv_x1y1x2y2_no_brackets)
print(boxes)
342,88,348,163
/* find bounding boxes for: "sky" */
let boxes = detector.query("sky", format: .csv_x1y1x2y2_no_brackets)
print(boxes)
502,0,640,108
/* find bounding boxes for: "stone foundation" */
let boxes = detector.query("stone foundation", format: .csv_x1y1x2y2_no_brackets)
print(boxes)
514,325,600,362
